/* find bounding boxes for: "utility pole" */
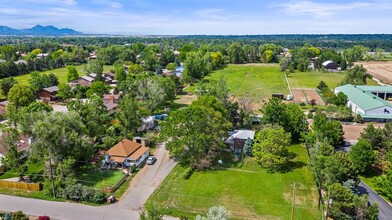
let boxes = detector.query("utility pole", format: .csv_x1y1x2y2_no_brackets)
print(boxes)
291,182,296,220
48,158,56,198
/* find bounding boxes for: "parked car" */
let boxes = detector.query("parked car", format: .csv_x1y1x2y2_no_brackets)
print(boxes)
146,156,157,165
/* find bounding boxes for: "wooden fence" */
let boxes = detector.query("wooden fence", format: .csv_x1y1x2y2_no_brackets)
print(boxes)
0,180,42,191
107,173,129,193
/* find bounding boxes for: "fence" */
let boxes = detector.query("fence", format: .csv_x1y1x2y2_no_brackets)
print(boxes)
0,180,42,191
106,173,129,193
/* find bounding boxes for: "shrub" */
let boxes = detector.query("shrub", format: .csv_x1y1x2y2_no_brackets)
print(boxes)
63,184,107,204
11,211,28,220
183,167,194,179
307,112,313,119
91,191,107,204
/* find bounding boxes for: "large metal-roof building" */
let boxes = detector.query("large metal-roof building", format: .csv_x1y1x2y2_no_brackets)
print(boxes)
335,84,392,122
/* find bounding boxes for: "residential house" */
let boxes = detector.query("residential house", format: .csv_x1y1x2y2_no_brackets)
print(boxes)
225,130,255,154
0,101,8,115
38,86,58,101
69,75,95,87
106,139,150,168
335,84,392,122
0,134,31,166
103,94,120,115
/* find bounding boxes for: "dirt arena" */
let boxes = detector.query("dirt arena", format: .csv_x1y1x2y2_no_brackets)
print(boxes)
291,88,325,105
356,61,392,85
343,123,385,144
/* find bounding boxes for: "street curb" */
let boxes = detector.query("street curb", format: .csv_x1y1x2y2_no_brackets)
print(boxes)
360,180,392,207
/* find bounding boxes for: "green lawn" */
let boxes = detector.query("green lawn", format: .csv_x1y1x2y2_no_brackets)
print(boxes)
75,164,125,190
13,65,114,86
201,64,290,100
288,70,379,89
0,161,44,180
147,144,320,220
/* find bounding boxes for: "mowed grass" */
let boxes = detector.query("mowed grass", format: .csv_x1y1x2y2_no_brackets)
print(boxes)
360,169,392,203
75,164,125,190
148,144,320,220
288,70,379,89
13,65,114,86
204,64,290,99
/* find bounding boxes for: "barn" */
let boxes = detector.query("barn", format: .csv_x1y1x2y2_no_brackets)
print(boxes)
335,84,392,122
322,60,339,70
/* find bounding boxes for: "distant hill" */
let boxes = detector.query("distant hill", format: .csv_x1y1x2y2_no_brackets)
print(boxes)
0,25,83,36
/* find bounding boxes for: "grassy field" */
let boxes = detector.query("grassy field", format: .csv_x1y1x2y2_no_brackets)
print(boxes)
13,65,114,86
147,144,320,220
201,64,290,100
0,161,44,180
288,70,379,89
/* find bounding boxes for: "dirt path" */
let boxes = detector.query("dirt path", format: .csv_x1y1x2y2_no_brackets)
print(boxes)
357,62,392,85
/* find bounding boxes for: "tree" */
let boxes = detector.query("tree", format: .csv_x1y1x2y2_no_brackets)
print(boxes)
228,43,246,64
261,98,307,142
57,83,72,101
339,65,370,85
312,111,344,147
349,139,376,174
116,94,143,139
160,105,230,170
139,203,163,220
66,65,79,82
252,127,291,172
29,71,59,92
316,81,329,93
183,52,210,81
86,81,108,97
8,84,35,109
166,62,176,71
243,137,253,157
360,124,386,150
68,96,110,140
375,169,392,200
114,64,127,84
195,206,231,220
332,92,348,106
88,59,103,75
0,77,17,97
261,50,274,63
328,183,378,220
23,102,53,113
0,128,28,181
30,111,94,163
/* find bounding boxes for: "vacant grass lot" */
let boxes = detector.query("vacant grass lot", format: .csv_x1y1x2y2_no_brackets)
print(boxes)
288,70,379,89
147,144,320,220
203,64,290,100
13,65,114,85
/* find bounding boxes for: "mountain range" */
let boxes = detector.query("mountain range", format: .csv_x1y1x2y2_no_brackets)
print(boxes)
0,25,83,36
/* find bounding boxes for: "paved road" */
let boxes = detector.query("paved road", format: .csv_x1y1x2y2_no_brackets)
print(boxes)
358,181,392,220
0,144,178,220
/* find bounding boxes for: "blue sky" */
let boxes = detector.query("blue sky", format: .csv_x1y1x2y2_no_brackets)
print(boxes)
0,0,391,34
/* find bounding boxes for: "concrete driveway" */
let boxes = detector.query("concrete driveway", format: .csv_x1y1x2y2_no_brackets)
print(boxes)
0,143,178,220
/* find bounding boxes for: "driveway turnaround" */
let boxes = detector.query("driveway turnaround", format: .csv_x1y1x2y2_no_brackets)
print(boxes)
359,181,392,220
0,144,178,220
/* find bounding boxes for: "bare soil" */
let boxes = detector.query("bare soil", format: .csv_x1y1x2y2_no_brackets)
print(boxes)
343,123,385,143
356,61,392,85
292,88,325,105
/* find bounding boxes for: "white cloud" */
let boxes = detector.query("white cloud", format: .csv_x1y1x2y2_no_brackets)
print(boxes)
279,1,371,17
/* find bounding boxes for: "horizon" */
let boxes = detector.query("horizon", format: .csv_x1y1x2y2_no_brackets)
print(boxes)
1,0,392,35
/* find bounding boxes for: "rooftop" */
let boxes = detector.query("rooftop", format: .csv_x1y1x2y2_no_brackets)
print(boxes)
335,84,392,111
106,139,141,158
42,86,58,93
226,130,255,144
